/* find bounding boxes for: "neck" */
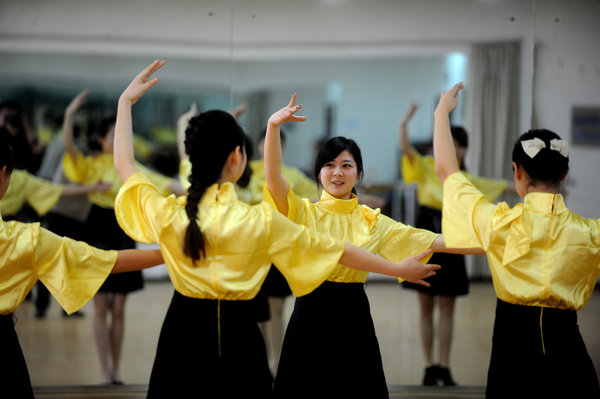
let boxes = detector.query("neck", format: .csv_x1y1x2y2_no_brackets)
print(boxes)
525,182,560,195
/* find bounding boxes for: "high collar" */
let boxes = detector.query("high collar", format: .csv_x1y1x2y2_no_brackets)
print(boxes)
200,182,238,205
318,189,358,214
523,192,567,214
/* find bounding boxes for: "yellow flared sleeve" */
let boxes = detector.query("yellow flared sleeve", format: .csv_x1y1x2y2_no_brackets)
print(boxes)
262,179,304,221
33,228,117,314
0,170,62,216
266,207,345,297
441,172,496,249
115,172,177,244
375,215,438,283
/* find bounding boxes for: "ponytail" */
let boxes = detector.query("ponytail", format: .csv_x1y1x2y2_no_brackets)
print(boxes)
182,110,246,263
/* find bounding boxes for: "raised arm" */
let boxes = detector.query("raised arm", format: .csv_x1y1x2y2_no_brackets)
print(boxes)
264,93,306,215
339,244,439,287
399,102,419,163
433,82,464,183
114,59,165,183
111,248,164,273
63,89,89,160
177,102,197,161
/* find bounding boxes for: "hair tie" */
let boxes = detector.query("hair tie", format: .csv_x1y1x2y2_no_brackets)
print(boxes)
521,138,569,158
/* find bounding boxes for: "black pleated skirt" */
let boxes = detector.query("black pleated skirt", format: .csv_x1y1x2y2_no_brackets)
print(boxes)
486,299,600,399
0,314,34,399
273,281,388,399
147,291,273,398
402,206,469,296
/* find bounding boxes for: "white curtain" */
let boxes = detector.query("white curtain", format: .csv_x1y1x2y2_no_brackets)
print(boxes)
465,41,521,279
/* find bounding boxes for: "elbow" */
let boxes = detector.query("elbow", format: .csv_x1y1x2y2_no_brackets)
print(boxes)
435,164,449,183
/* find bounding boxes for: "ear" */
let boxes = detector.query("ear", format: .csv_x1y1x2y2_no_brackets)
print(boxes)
512,162,522,180
227,146,243,167
560,170,568,182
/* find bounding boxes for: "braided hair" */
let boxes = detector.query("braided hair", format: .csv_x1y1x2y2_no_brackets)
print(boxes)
183,110,246,262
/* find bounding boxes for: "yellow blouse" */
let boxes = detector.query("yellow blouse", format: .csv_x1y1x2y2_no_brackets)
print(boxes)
63,152,173,209
0,169,62,217
442,172,600,310
0,211,117,315
402,152,507,210
263,186,438,283
114,172,345,299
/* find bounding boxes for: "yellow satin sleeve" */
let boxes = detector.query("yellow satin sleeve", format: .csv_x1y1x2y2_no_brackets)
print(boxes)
442,172,600,310
115,172,345,299
0,169,62,216
0,218,116,315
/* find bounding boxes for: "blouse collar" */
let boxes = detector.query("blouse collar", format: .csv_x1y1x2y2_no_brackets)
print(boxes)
200,182,238,205
523,192,567,214
318,189,358,214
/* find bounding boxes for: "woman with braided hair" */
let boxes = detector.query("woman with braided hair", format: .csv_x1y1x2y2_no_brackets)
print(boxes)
113,60,442,397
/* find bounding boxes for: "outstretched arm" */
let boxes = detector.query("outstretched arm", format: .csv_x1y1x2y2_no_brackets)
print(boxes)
434,82,464,183
339,244,439,287
399,102,419,163
114,59,165,183
63,89,89,160
177,102,197,161
111,248,164,273
430,235,485,255
264,93,306,216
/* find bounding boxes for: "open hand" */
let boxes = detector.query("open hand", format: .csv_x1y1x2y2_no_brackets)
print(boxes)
435,82,464,115
400,249,441,287
120,59,165,106
268,93,307,127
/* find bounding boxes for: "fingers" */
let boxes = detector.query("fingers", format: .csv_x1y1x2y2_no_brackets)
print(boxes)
417,280,431,288
287,92,297,107
414,248,433,261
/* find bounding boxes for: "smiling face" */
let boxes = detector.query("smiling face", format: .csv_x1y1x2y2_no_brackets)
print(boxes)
318,150,359,199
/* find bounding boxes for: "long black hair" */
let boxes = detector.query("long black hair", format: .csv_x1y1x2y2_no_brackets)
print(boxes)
512,129,569,186
313,136,364,195
183,110,246,262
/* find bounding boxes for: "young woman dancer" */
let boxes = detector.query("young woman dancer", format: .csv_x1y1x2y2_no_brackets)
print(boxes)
434,82,600,398
61,89,184,385
399,102,513,385
0,138,164,399
113,60,440,398
264,94,482,398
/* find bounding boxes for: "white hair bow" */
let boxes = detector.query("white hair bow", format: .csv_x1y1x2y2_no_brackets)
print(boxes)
521,138,569,158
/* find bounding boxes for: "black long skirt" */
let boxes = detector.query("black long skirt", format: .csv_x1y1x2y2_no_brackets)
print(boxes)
486,299,600,399
402,206,469,296
273,282,388,399
147,291,273,399
0,314,34,399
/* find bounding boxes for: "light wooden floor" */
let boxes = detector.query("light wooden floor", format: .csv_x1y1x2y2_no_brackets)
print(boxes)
14,277,600,395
